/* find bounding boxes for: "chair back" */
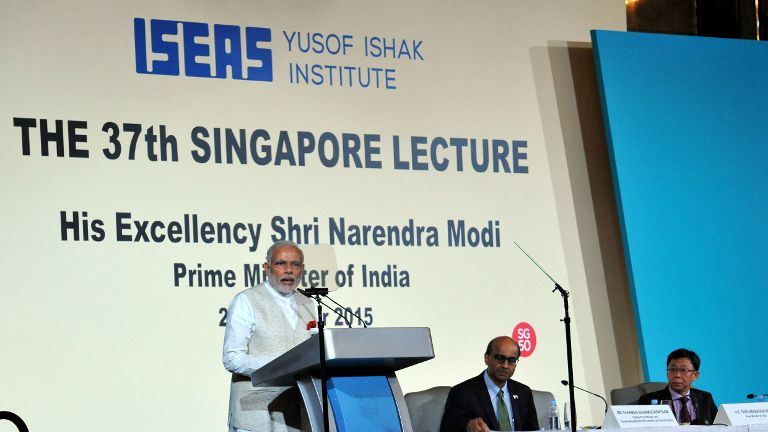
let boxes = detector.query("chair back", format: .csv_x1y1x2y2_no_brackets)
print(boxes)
532,389,556,428
404,386,452,432
610,382,667,405
405,386,560,431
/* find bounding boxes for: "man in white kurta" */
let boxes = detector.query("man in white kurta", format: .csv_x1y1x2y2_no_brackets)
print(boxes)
223,241,317,432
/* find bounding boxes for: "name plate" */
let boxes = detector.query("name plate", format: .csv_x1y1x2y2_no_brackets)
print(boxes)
603,405,678,429
713,402,768,426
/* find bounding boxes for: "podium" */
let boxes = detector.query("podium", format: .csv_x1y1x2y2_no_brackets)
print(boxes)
250,327,435,432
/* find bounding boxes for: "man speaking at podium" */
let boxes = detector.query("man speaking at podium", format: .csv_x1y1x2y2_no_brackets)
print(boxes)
638,348,718,425
222,241,317,432
441,336,539,432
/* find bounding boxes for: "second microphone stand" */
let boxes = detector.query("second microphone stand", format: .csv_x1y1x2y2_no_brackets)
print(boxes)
515,243,577,432
555,282,577,432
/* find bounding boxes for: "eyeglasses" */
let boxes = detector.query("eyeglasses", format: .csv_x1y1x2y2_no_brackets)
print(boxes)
666,368,697,375
493,354,519,366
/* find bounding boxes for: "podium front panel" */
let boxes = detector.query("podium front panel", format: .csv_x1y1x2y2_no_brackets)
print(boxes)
327,376,403,432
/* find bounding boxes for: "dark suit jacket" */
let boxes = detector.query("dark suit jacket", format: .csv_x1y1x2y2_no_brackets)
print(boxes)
440,372,539,432
638,387,718,425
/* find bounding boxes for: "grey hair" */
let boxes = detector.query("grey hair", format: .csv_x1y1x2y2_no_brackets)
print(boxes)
265,241,304,263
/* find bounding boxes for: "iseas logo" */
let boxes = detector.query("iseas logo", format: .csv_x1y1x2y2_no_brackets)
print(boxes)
133,18,273,81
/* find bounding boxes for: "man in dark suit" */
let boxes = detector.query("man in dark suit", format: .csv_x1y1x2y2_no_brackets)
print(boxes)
638,348,718,425
440,336,539,432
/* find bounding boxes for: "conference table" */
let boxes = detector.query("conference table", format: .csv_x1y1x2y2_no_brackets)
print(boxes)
598,425,768,432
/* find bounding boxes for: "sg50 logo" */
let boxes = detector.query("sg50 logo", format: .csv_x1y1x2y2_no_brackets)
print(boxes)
512,322,537,357
133,18,272,81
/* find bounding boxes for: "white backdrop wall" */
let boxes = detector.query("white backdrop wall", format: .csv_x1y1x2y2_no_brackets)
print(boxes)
1,1,625,431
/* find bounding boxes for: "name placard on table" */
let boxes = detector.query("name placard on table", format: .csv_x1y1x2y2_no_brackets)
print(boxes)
714,402,768,426
603,405,679,429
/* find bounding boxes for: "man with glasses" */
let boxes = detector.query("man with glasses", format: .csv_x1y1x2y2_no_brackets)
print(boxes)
440,336,539,432
639,348,718,425
222,241,317,432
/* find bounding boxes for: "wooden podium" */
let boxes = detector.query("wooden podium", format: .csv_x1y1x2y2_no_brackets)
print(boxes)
250,327,435,432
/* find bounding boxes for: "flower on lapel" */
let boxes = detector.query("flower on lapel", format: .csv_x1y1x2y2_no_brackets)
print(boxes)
306,320,317,330
513,394,519,400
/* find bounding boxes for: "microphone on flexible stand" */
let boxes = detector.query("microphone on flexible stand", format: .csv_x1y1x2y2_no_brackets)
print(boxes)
561,380,608,414
297,287,369,328
297,287,329,296
296,288,352,328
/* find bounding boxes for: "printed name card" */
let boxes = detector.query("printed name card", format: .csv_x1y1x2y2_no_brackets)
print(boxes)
602,405,678,429
713,402,768,426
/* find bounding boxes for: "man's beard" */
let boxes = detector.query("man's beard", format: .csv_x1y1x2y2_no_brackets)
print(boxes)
268,272,300,294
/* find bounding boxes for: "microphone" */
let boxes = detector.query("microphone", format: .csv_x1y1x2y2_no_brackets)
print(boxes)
297,287,369,328
561,380,608,414
297,289,352,328
747,393,768,401
297,287,329,296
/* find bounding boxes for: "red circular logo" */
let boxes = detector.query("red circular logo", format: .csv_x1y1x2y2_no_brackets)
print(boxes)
512,322,537,357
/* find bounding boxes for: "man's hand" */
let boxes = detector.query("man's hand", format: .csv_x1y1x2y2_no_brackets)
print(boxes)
466,417,491,432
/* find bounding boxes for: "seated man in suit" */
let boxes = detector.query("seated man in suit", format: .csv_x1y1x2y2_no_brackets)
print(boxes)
638,348,718,425
440,336,539,432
